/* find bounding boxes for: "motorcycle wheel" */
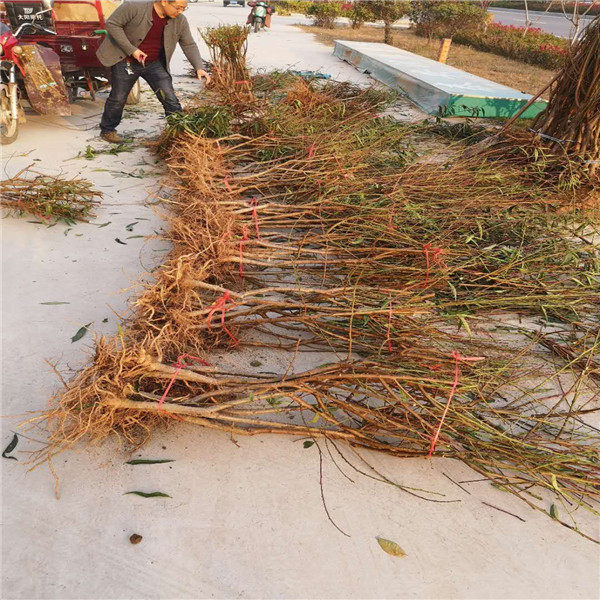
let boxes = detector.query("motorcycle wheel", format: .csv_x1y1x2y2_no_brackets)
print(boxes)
0,86,18,145
254,19,260,33
126,80,141,106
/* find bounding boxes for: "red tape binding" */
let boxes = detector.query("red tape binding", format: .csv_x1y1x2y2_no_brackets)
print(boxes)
428,352,484,456
206,291,239,345
158,354,210,411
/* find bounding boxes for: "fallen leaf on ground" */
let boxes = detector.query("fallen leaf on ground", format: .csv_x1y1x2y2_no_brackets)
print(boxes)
125,459,174,465
71,323,92,343
376,537,406,557
2,433,19,460
125,491,170,498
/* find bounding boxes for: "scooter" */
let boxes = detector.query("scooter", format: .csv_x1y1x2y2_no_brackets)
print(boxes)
247,1,273,33
0,7,69,144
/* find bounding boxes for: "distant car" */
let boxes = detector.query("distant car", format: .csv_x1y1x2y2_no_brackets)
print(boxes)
223,0,246,5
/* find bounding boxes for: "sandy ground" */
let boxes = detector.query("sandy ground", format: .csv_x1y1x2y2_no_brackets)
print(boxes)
2,4,599,599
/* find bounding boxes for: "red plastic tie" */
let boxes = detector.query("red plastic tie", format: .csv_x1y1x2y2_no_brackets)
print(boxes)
206,291,239,345
158,354,210,411
250,197,261,239
234,80,251,85
422,243,443,287
307,141,316,158
238,227,250,278
428,352,484,456
224,176,232,193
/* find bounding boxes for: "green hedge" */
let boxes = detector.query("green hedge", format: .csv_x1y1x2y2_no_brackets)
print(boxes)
410,1,490,38
271,1,316,16
454,23,569,69
305,1,345,27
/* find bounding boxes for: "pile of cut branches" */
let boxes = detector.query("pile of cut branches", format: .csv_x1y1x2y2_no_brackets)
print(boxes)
534,16,600,177
200,25,255,110
1,167,100,224
35,31,600,540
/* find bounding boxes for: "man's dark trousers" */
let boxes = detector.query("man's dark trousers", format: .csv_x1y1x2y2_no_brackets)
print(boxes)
100,59,181,134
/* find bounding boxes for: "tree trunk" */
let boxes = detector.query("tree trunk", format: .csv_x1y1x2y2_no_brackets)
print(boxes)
384,21,392,44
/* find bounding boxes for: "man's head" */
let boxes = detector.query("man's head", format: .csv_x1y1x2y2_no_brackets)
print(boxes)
159,0,187,18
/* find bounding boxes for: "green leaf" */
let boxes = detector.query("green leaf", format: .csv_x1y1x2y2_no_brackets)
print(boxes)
126,235,145,239
115,238,127,245
250,360,262,367
457,314,472,337
96,222,111,228
125,222,139,231
448,282,457,301
2,433,18,460
303,440,315,448
376,537,406,557
550,504,559,520
40,301,70,305
125,491,171,498
125,459,174,465
71,322,92,343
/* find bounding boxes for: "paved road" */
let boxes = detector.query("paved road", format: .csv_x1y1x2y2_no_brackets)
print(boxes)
202,1,595,38
490,6,595,38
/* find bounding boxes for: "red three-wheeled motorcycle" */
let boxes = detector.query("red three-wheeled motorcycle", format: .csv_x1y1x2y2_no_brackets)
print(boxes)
0,0,139,144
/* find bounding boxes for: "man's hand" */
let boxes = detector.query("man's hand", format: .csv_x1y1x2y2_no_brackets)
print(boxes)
197,69,211,84
132,49,147,66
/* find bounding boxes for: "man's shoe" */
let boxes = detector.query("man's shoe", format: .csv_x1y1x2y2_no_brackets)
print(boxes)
101,131,125,144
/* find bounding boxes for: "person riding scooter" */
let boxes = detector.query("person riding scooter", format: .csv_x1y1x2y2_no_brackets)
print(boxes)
247,1,274,31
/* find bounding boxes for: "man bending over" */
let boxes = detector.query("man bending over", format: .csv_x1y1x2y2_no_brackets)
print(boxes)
97,0,210,143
